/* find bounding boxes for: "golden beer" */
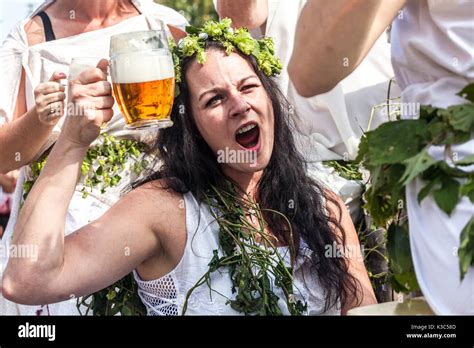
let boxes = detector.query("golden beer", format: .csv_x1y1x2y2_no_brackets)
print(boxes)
112,77,175,126
110,29,175,129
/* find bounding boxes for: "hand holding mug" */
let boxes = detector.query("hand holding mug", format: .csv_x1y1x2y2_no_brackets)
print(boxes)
61,59,114,148
34,71,66,126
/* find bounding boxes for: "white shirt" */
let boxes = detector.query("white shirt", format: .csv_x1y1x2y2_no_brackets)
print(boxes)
391,0,474,314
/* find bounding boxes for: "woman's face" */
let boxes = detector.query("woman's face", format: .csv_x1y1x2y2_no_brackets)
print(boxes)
186,49,275,177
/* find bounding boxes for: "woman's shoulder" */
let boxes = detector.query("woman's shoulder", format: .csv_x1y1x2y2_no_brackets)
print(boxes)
127,178,183,207
23,15,45,47
125,178,185,225
105,178,186,252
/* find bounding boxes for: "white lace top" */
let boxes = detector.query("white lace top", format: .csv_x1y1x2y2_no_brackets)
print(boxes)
133,192,341,316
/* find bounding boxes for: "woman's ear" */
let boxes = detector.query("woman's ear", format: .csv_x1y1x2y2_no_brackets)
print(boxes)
167,24,187,42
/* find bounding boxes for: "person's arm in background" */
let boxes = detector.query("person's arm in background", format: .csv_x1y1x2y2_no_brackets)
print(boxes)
0,69,66,174
288,0,406,97
215,0,268,29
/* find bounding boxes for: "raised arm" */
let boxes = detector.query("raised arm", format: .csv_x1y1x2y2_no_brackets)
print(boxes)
288,0,405,97
1,61,164,305
215,0,268,29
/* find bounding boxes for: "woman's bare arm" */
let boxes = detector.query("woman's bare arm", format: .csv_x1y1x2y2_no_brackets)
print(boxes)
289,0,406,97
326,192,377,314
0,18,65,173
0,71,61,173
1,61,169,304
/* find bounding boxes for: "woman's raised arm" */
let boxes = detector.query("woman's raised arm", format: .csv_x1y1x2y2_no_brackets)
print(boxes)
1,61,164,304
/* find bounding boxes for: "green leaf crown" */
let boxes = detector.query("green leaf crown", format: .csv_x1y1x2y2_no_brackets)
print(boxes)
170,18,282,86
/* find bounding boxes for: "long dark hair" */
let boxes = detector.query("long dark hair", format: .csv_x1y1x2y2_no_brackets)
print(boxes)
141,42,361,312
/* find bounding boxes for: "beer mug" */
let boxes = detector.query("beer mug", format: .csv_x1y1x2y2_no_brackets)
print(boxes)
109,29,175,129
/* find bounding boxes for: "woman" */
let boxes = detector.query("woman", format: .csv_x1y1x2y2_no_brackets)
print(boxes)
0,0,187,315
2,22,376,315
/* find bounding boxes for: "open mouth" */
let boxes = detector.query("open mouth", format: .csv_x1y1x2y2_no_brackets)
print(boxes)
235,122,260,149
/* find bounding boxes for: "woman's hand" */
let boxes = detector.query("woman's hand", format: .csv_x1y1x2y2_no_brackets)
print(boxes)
34,71,67,125
61,59,114,148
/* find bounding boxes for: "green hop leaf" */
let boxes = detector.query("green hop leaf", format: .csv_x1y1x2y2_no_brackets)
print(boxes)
457,83,474,103
458,217,474,280
460,177,474,203
455,154,474,166
432,176,461,215
358,120,427,166
181,36,201,57
399,149,439,186
440,104,474,133
417,176,442,204
387,223,419,293
233,29,257,55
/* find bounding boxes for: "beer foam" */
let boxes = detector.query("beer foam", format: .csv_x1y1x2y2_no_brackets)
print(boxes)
111,51,174,83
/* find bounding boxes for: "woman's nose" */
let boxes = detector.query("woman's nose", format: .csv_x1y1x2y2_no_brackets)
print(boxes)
229,93,251,118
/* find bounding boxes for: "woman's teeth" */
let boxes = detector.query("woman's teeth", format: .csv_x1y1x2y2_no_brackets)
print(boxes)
236,123,257,135
235,123,260,148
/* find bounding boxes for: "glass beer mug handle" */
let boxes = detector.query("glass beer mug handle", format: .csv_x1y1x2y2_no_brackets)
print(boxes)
145,15,167,33
102,62,113,129
69,57,111,130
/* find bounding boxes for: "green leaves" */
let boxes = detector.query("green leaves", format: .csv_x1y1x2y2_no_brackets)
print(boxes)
77,273,146,316
456,154,474,166
357,120,427,166
357,83,474,290
172,18,283,91
458,217,474,280
432,176,461,215
441,104,474,133
400,149,438,186
79,134,148,196
387,224,419,292
460,177,474,203
323,160,363,181
233,28,258,55
457,83,474,103
183,183,306,316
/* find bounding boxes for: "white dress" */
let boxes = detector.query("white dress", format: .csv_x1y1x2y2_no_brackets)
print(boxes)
0,0,187,315
391,0,474,314
133,191,340,315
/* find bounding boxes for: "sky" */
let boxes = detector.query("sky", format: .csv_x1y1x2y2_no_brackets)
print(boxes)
0,0,43,41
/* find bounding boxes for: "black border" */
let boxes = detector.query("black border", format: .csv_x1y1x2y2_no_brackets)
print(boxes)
0,315,472,346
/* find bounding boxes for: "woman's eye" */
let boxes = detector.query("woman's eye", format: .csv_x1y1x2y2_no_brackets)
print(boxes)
240,84,258,92
206,95,223,107
242,84,258,92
